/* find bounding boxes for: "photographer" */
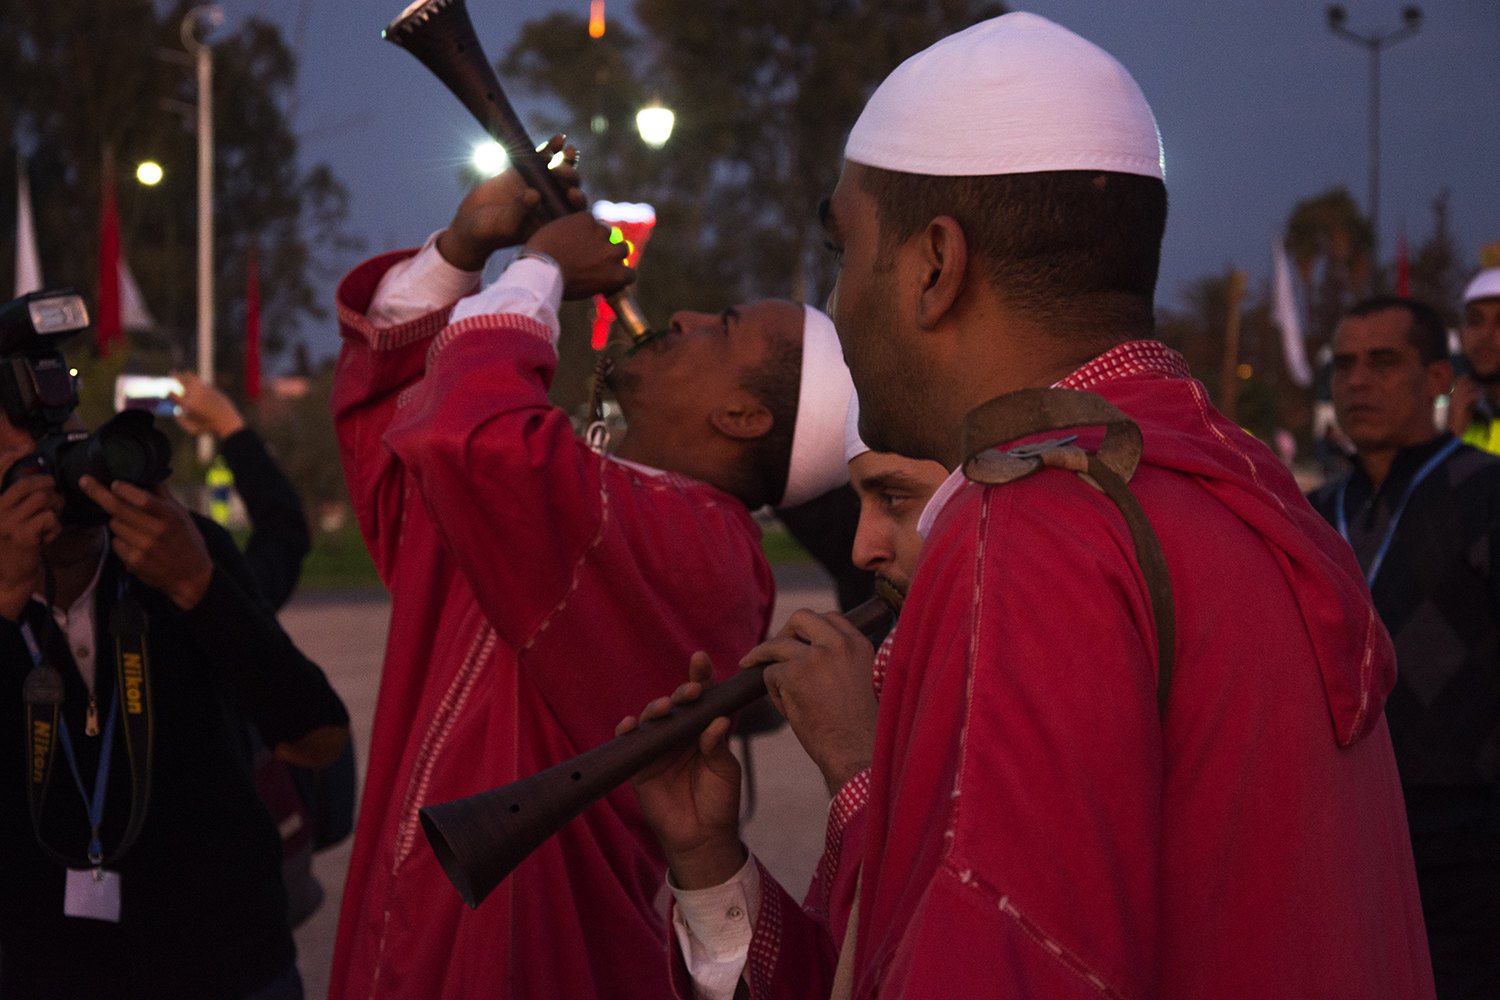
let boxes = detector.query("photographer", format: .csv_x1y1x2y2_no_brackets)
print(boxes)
170,371,311,611
0,294,350,999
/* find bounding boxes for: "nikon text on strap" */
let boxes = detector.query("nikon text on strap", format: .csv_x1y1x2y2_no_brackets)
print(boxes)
22,578,154,869
960,388,1176,718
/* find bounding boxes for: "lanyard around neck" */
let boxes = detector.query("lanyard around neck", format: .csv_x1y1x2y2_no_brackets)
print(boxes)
20,576,154,869
1336,437,1462,588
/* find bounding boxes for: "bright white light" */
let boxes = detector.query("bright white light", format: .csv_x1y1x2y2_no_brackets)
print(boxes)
592,201,656,225
136,162,163,186
636,107,674,149
472,141,509,178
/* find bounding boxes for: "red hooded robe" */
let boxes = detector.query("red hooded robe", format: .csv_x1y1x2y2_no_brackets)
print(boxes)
329,250,774,999
681,342,1433,999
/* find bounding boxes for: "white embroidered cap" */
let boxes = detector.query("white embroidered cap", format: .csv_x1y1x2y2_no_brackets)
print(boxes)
781,306,855,507
844,392,870,464
1464,267,1500,305
845,12,1164,181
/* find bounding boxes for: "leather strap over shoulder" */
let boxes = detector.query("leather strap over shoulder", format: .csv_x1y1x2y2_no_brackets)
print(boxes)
961,388,1176,720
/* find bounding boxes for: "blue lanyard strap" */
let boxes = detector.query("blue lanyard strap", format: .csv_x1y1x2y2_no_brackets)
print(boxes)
58,689,119,865
21,617,121,867
1337,437,1462,588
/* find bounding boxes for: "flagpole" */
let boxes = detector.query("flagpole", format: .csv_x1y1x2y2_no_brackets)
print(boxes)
183,6,223,463
14,154,44,297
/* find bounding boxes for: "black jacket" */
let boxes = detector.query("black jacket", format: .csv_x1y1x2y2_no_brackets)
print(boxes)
1308,435,1500,828
0,516,348,999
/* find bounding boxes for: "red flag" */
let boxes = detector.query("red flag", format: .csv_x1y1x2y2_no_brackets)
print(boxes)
97,168,121,355
1395,220,1409,297
245,242,261,401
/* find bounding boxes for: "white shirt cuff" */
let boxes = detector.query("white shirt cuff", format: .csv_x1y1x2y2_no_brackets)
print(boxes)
366,232,483,328
448,254,564,349
670,852,761,1000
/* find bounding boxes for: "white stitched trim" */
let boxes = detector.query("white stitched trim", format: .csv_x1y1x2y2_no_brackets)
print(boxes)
1347,610,1377,745
521,451,612,651
391,623,497,875
427,313,556,370
746,858,783,997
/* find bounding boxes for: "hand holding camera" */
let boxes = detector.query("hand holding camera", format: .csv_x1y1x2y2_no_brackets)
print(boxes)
169,372,245,440
78,477,214,611
0,447,62,622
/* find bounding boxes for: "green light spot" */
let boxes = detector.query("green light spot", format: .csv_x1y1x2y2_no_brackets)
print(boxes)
609,227,624,244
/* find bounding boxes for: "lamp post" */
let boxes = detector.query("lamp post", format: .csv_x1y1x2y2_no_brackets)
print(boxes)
1325,4,1421,277
182,5,223,463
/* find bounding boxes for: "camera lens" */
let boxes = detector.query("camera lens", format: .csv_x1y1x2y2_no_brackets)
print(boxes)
89,410,172,488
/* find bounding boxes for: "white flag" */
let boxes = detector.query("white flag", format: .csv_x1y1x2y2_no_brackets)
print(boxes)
1273,239,1311,388
15,157,43,297
118,257,154,331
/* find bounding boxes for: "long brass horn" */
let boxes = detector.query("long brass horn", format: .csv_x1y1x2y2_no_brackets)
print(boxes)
419,591,899,909
383,0,654,340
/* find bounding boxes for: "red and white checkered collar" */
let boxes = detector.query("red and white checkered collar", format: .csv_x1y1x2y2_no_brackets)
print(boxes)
1055,339,1191,392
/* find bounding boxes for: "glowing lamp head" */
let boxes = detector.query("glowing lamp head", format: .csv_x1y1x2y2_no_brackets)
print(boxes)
472,140,509,178
136,162,164,186
636,107,675,149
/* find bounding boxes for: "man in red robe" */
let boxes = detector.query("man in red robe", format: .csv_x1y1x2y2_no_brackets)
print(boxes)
628,13,1434,999
328,150,853,999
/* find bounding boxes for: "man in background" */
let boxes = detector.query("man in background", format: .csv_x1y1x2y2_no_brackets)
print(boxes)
1310,296,1500,999
1445,267,1500,452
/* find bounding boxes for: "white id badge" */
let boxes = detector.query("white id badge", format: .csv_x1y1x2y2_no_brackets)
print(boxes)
64,868,122,922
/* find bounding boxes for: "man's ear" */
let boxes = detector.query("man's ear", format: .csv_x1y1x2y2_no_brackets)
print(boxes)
914,216,968,330
710,395,774,441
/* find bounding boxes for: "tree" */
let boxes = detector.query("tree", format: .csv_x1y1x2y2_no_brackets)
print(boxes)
502,0,1006,410
1284,186,1373,359
1156,269,1287,441
1405,188,1464,328
0,0,360,405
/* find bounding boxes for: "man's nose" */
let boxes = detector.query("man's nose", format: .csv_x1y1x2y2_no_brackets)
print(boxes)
851,525,892,574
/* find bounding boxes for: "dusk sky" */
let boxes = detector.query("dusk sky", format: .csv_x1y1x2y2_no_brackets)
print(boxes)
202,0,1499,361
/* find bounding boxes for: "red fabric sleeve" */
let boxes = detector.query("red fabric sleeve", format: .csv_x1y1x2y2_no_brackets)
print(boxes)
330,250,459,583
380,317,607,651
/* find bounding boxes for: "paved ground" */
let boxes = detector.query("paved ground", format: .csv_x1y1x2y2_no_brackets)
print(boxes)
279,567,838,999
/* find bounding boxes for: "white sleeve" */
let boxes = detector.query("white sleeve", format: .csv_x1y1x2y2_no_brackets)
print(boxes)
366,231,482,328
670,852,762,1000
447,253,565,350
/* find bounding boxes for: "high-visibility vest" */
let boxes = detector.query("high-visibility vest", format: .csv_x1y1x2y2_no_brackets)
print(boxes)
1462,417,1500,456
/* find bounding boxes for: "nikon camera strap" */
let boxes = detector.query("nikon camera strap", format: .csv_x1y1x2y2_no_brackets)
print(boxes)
21,577,154,869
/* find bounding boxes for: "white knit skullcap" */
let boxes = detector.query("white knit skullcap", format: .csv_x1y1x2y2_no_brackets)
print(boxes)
1464,267,1500,305
844,392,869,464
845,12,1163,180
780,306,854,507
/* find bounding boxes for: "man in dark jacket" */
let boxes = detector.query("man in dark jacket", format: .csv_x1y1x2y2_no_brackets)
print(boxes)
0,400,349,999
1308,295,1500,1000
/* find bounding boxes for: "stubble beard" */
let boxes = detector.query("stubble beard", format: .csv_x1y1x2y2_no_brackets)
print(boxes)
844,298,946,465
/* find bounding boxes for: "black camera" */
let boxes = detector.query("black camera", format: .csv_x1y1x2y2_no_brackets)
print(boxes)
0,290,172,525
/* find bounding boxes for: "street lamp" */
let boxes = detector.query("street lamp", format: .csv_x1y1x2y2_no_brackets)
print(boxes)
1326,4,1421,277
635,106,674,149
136,162,164,186
182,4,224,463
